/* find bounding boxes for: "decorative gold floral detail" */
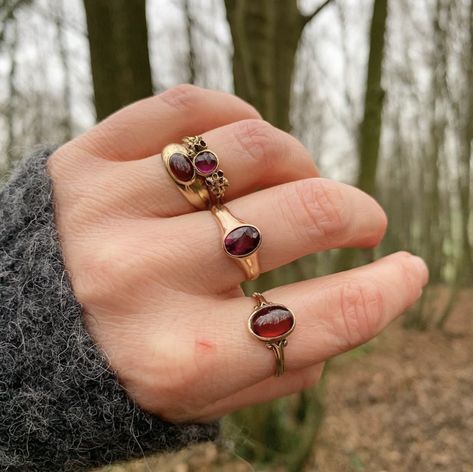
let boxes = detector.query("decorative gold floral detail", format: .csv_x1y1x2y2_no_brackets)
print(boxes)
183,135,207,157
205,170,229,201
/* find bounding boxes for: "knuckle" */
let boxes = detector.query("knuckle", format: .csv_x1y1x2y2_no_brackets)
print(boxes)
337,280,384,349
62,188,115,230
158,84,202,111
233,119,283,171
72,239,130,306
48,144,87,181
288,179,349,243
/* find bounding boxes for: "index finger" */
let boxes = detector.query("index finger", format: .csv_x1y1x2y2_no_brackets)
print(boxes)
74,84,262,161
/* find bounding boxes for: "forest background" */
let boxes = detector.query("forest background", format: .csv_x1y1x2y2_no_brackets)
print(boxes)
1,0,472,470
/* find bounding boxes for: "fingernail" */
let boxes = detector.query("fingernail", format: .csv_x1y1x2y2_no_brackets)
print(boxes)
410,255,429,286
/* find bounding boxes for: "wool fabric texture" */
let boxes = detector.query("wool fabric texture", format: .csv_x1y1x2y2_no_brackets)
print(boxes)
0,149,218,471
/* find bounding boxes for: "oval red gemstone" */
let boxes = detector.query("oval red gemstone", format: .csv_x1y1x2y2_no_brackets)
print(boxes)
224,226,261,256
169,153,194,182
251,305,294,338
194,151,218,175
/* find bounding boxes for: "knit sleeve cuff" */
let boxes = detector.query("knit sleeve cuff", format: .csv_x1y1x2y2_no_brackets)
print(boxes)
0,148,218,472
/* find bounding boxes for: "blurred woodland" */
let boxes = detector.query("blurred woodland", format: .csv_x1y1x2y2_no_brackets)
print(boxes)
1,0,473,470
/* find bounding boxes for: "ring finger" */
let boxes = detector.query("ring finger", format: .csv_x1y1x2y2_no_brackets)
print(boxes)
147,252,428,420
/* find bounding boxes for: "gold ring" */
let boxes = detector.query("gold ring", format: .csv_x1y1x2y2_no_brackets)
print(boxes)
248,293,296,377
211,204,261,280
161,142,211,210
161,136,228,209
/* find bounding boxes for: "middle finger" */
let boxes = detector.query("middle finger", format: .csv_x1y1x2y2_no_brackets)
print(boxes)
150,177,388,292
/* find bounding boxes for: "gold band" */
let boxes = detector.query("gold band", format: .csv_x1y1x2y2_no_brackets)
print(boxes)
161,143,211,210
266,339,287,377
249,293,296,377
161,136,228,210
211,204,261,280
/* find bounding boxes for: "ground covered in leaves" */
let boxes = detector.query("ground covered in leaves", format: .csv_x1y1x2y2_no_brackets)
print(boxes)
102,288,473,472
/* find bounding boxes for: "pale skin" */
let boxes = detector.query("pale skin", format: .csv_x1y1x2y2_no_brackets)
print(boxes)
48,85,429,423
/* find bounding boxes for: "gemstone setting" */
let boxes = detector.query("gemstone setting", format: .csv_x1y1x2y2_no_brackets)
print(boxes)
194,151,219,176
249,304,295,340
224,225,261,257
169,153,195,183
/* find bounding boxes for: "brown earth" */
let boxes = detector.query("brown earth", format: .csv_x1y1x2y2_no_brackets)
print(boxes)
103,288,473,472
309,287,473,472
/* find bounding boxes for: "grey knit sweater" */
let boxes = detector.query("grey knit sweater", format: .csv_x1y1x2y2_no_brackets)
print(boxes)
0,149,218,471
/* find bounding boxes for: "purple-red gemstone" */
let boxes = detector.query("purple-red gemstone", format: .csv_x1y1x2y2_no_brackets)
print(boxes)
224,226,261,257
251,305,294,338
194,151,218,175
169,153,194,182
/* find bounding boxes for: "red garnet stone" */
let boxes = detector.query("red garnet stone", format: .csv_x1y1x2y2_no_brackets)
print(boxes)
194,151,218,175
169,153,194,182
250,305,294,339
224,226,261,257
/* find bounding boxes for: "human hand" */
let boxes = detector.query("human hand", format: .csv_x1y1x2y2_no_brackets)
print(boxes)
48,85,428,423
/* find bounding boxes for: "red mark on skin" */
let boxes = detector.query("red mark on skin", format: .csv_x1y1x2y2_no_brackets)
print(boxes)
195,339,216,354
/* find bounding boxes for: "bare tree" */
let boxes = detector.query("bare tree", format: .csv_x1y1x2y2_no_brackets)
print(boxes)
337,0,389,271
53,0,73,140
183,0,196,84
458,0,473,282
357,0,389,197
224,0,334,132
83,0,153,121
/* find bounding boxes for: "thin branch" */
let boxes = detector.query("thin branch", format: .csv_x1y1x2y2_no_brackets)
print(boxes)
301,0,335,27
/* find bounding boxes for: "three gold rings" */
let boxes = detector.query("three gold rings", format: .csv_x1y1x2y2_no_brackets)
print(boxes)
162,136,295,376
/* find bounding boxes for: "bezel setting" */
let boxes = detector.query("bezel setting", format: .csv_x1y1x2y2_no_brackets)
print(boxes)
161,142,210,210
223,224,262,259
168,152,196,184
248,302,296,342
193,150,220,176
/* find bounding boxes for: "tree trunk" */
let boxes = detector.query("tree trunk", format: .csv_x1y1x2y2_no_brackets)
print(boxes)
54,0,73,141
423,0,448,282
5,19,18,164
459,0,473,282
83,0,153,121
356,0,389,196
337,0,389,272
183,0,196,84
224,0,333,132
